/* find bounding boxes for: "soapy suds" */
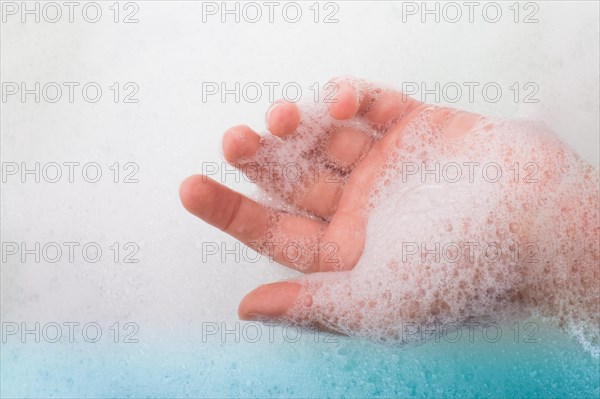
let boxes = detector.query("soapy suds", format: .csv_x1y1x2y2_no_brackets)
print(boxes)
236,84,599,356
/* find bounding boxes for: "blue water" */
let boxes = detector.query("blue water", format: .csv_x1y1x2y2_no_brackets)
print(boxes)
2,321,599,398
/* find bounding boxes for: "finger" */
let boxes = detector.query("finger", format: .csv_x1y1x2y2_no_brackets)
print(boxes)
180,174,333,272
222,124,348,220
266,101,301,138
222,125,261,164
364,89,421,125
221,125,285,192
321,119,419,271
329,81,360,120
221,125,291,200
329,77,423,127
238,280,303,321
238,272,356,336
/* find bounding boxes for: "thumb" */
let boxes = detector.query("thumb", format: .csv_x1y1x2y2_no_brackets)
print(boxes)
238,272,355,334
238,280,305,321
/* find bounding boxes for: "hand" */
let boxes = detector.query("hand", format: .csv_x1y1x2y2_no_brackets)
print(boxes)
180,77,598,343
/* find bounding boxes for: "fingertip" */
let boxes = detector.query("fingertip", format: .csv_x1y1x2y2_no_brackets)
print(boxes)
222,125,261,163
329,82,359,120
267,101,300,137
179,174,212,215
238,281,303,321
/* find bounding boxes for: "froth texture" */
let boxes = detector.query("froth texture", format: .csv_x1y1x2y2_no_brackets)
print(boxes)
240,91,599,356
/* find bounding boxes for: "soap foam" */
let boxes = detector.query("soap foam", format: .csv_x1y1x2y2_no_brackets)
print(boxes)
242,91,599,356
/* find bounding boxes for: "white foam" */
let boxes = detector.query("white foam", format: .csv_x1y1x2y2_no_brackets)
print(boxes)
250,96,599,355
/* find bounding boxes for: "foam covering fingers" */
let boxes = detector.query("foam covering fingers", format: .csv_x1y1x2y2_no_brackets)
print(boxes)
329,77,423,127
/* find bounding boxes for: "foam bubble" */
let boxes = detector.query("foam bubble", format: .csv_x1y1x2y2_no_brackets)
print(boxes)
247,94,599,355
